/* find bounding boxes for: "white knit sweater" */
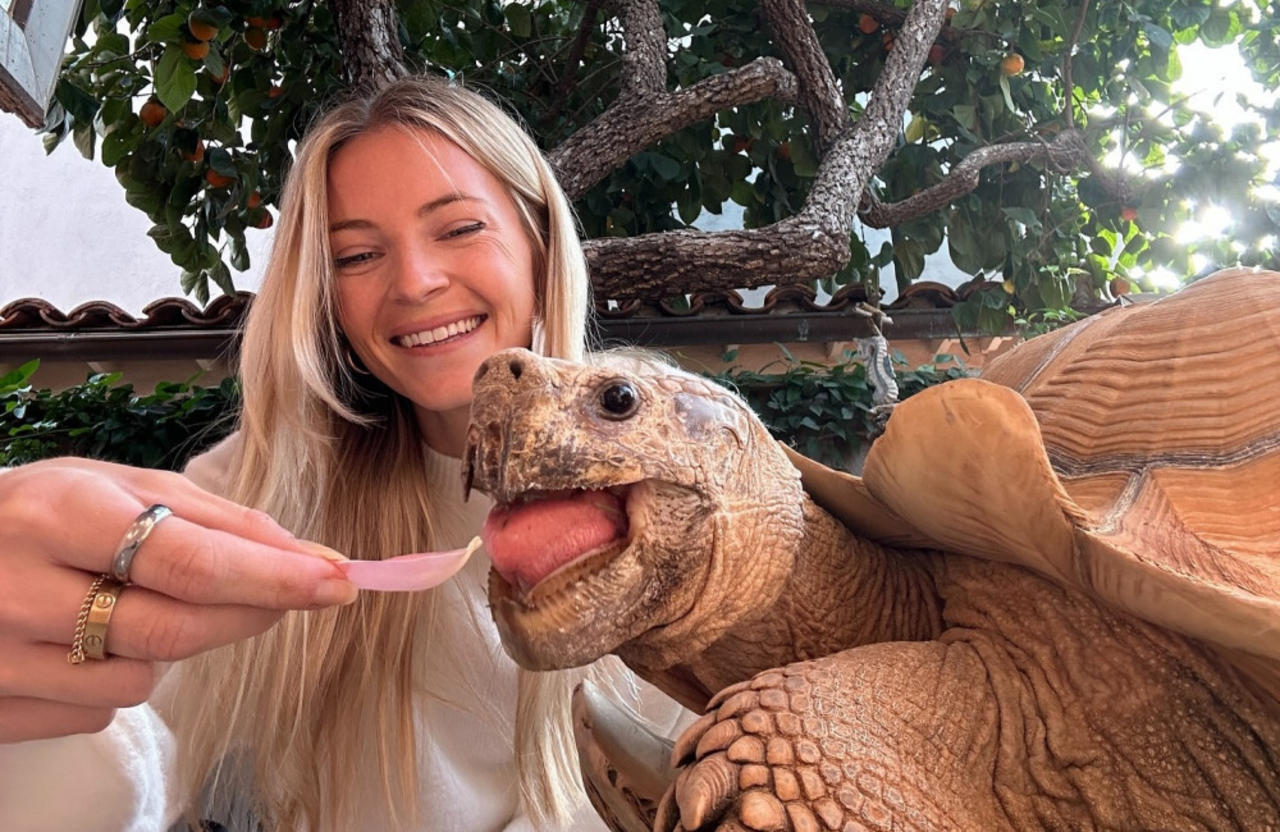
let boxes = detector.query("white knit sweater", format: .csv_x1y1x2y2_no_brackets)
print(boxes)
0,437,688,830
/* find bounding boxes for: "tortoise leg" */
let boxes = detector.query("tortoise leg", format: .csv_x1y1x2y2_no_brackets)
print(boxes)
657,641,1005,832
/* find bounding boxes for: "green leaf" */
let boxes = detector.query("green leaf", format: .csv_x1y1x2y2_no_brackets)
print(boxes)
228,235,250,271
1001,206,1041,230
206,146,236,176
904,115,927,144
892,238,926,284
155,46,197,113
72,123,95,160
102,128,134,166
55,79,100,123
649,153,682,180
951,104,978,134
145,13,186,45
998,74,1016,114
505,4,532,38
1143,22,1173,52
209,260,235,295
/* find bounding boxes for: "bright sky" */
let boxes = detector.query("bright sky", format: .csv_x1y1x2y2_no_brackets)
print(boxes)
1113,42,1279,289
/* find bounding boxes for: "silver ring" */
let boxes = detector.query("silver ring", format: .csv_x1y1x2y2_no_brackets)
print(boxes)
110,504,173,583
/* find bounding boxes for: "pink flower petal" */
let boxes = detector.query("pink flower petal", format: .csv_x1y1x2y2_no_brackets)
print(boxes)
340,537,480,591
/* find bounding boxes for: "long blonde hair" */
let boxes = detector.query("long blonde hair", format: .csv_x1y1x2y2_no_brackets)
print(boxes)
171,75,596,830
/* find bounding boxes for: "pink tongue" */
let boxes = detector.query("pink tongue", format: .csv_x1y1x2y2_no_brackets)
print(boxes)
483,491,627,590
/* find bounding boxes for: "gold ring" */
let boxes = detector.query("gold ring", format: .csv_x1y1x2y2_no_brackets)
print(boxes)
67,576,125,664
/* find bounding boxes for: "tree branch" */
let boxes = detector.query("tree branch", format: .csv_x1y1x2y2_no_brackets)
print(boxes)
858,130,1090,227
332,0,406,90
1062,0,1091,128
583,0,949,299
553,0,604,103
548,0,800,202
761,0,847,149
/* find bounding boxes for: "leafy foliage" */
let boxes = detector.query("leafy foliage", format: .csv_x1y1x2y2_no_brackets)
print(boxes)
0,360,240,469
0,350,961,472
711,348,971,470
44,0,1280,318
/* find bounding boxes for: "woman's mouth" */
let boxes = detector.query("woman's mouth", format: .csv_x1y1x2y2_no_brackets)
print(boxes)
393,314,486,349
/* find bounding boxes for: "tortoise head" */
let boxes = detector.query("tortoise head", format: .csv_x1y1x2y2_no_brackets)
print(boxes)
465,348,806,671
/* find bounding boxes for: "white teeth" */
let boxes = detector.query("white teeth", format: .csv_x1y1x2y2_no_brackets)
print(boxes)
396,316,481,347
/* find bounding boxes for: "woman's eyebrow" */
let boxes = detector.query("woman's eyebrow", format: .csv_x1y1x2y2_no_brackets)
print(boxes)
328,193,486,233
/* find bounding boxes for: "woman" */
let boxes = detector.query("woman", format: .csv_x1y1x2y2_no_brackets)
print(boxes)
0,75,680,830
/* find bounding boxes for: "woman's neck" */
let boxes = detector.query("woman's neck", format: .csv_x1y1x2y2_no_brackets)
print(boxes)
416,404,471,457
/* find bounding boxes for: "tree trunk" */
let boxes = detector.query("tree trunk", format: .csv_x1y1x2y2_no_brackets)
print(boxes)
332,0,406,91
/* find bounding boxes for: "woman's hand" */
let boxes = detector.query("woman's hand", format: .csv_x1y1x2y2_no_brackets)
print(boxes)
0,457,357,743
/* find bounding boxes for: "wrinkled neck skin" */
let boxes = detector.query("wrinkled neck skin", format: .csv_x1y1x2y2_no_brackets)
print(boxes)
621,496,944,712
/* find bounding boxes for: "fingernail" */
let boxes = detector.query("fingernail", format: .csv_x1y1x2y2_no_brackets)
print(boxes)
314,578,360,607
297,541,349,562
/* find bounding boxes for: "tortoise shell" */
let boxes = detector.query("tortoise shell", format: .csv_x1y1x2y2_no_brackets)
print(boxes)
786,267,1280,701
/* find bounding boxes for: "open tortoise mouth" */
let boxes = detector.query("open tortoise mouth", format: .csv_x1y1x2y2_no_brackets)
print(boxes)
482,483,638,603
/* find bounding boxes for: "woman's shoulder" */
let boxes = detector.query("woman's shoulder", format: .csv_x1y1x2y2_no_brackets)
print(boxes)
181,430,243,497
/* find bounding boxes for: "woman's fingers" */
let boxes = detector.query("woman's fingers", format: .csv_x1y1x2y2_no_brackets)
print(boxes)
0,642,158,707
0,697,116,743
2,567,288,662
106,516,357,610
5,462,356,611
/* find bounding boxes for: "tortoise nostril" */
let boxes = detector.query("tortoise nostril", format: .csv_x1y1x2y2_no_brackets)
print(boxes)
509,360,523,380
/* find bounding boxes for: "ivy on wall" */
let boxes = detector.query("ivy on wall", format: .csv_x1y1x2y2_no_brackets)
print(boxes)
0,360,240,469
710,349,971,470
1,352,964,472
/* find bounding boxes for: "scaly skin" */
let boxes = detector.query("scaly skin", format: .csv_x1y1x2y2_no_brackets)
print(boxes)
465,349,1280,831
665,557,1280,831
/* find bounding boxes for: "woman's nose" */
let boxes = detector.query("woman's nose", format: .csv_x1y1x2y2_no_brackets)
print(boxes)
388,244,449,301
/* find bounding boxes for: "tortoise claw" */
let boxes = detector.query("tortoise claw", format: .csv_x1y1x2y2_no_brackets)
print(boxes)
573,680,676,832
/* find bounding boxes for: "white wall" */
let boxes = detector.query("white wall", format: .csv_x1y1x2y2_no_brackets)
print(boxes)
0,115,271,316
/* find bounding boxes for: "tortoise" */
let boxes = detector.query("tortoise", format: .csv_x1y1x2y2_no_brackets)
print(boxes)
465,267,1280,831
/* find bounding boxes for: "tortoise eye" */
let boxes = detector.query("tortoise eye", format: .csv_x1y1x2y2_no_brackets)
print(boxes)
599,381,639,419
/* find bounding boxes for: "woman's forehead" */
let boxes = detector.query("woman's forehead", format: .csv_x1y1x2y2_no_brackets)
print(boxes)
326,125,507,217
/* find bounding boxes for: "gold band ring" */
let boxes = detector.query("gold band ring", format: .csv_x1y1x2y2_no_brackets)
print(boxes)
67,576,125,664
110,504,173,583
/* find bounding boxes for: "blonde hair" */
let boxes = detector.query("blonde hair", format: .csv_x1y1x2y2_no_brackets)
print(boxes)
170,75,599,830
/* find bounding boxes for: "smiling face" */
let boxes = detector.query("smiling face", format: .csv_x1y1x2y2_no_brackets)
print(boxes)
327,126,538,448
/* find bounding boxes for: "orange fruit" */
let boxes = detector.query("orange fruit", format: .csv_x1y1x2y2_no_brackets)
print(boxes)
858,14,879,34
182,140,205,163
929,44,945,65
1120,206,1139,222
882,33,894,51
254,210,274,229
267,84,284,99
182,39,210,60
205,169,235,188
247,191,262,208
209,62,231,85
245,26,267,51
1001,53,1025,76
248,15,282,30
187,10,219,41
1111,277,1131,296
777,142,792,161
140,98,167,128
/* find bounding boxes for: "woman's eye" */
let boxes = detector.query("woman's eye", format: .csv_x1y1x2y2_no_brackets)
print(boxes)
445,222,485,239
334,251,377,268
